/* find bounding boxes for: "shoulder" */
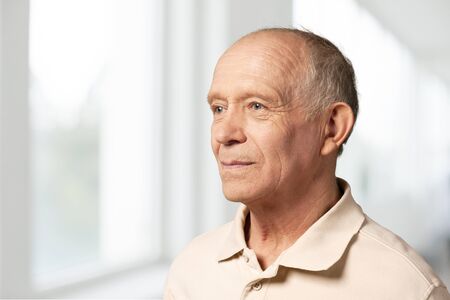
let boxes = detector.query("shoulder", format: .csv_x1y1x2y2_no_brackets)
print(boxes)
167,221,233,276
355,215,448,298
176,221,232,261
164,221,233,298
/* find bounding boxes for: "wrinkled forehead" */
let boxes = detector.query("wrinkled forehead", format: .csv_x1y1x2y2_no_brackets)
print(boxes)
210,33,308,103
208,34,310,103
219,33,306,77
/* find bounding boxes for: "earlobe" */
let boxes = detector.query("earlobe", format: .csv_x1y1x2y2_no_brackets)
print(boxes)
320,102,355,156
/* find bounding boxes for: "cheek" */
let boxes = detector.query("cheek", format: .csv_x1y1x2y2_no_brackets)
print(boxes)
254,126,288,175
267,120,320,174
287,125,321,166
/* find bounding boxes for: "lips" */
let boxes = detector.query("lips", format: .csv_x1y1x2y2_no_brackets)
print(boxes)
221,160,255,169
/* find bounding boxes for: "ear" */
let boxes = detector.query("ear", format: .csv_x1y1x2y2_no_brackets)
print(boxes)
320,102,355,156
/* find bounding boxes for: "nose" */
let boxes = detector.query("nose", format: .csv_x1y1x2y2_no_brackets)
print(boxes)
212,111,247,146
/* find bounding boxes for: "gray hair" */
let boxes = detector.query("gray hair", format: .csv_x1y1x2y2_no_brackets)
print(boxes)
252,28,359,156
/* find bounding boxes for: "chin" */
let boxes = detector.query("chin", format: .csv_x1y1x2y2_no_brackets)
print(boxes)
221,182,264,203
222,185,242,202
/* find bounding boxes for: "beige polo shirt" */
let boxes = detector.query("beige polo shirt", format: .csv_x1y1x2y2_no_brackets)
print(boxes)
164,179,450,299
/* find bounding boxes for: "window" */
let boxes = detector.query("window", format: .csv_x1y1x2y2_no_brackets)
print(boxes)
30,0,164,287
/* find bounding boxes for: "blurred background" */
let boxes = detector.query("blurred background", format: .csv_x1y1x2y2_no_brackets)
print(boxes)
0,0,449,298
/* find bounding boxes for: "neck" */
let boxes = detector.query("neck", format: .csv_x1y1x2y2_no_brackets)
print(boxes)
244,174,342,268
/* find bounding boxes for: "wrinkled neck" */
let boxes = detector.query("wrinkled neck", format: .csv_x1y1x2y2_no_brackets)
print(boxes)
244,176,342,254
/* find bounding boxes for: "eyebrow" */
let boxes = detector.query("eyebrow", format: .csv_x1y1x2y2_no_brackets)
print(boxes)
207,90,278,105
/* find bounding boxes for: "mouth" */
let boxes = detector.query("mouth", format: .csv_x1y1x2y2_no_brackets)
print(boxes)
221,160,255,169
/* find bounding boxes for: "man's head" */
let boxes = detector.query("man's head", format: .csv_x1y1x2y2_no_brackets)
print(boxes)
207,28,358,203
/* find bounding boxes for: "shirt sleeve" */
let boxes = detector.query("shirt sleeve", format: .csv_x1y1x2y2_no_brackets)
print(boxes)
426,285,450,300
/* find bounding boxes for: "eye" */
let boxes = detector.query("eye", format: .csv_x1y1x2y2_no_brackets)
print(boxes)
250,102,264,111
213,105,224,114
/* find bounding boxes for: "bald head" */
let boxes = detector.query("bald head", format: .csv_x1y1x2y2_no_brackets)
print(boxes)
218,30,308,108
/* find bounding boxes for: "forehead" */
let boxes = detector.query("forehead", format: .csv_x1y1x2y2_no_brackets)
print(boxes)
208,34,306,103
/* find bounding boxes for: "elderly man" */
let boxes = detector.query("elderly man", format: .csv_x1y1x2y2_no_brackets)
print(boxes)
163,28,450,299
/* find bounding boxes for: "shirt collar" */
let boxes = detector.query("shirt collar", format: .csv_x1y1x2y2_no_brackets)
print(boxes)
216,178,365,271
